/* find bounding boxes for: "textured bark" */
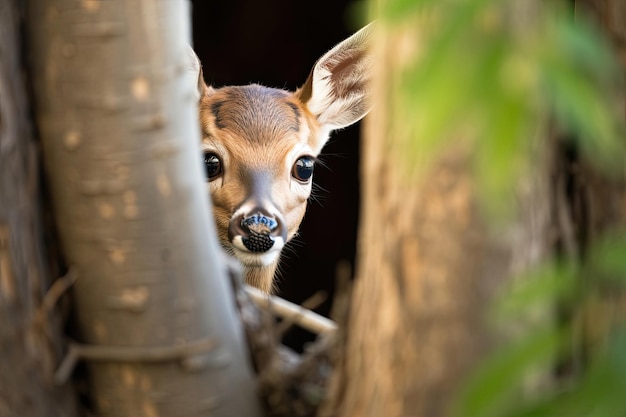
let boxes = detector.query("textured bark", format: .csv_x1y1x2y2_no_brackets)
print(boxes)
26,1,261,416
0,2,79,416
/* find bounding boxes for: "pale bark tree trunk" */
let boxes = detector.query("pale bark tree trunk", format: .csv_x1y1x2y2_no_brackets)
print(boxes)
26,1,262,416
0,2,79,416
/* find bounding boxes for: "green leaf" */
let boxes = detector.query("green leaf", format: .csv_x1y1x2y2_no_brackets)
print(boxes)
474,91,531,220
451,326,569,417
540,57,623,170
589,233,626,285
493,261,579,320
552,13,617,84
506,330,626,417
537,18,625,172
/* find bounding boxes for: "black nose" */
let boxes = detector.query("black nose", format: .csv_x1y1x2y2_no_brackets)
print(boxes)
228,210,285,253
241,214,277,252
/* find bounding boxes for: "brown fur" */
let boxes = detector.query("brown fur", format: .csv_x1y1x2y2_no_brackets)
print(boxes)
194,24,374,292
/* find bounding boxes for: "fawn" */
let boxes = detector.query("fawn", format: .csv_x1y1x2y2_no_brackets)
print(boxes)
189,24,373,293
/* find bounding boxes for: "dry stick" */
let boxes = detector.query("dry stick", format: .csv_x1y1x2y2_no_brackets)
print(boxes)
31,268,79,354
244,285,338,336
36,268,78,319
55,337,217,385
275,290,329,337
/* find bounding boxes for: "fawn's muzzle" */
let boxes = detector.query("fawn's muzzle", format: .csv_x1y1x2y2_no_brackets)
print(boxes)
228,210,286,253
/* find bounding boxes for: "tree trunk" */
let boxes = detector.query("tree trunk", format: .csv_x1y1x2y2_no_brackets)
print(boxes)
0,2,79,416
26,1,262,416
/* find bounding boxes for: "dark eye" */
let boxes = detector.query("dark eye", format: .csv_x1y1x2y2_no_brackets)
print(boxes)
203,152,222,181
292,156,315,183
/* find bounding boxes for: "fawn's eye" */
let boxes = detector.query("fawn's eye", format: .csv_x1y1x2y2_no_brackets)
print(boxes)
204,152,222,181
292,156,315,183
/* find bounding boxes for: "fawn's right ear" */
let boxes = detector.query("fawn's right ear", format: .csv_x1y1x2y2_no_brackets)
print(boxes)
296,23,374,132
186,45,212,100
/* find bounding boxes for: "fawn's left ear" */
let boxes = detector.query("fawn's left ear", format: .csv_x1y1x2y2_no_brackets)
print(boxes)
296,23,374,132
186,45,213,100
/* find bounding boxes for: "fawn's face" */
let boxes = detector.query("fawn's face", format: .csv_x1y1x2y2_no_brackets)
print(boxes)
193,24,373,292
198,85,319,290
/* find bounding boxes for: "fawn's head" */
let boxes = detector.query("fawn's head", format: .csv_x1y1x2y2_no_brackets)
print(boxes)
191,24,373,292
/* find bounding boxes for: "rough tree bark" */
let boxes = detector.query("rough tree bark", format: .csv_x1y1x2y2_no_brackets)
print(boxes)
0,2,79,416
26,1,261,416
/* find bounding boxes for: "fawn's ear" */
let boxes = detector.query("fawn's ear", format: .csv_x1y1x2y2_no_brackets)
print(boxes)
186,45,212,100
296,23,374,131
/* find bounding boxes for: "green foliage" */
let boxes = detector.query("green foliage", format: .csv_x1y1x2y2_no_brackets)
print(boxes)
539,16,623,169
452,326,569,417
451,233,626,417
505,332,626,417
588,233,626,285
450,259,574,417
376,0,624,219
493,261,579,321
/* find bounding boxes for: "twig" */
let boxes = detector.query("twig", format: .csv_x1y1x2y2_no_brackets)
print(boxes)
275,290,329,337
36,268,78,320
55,337,217,385
31,268,78,349
244,285,337,336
